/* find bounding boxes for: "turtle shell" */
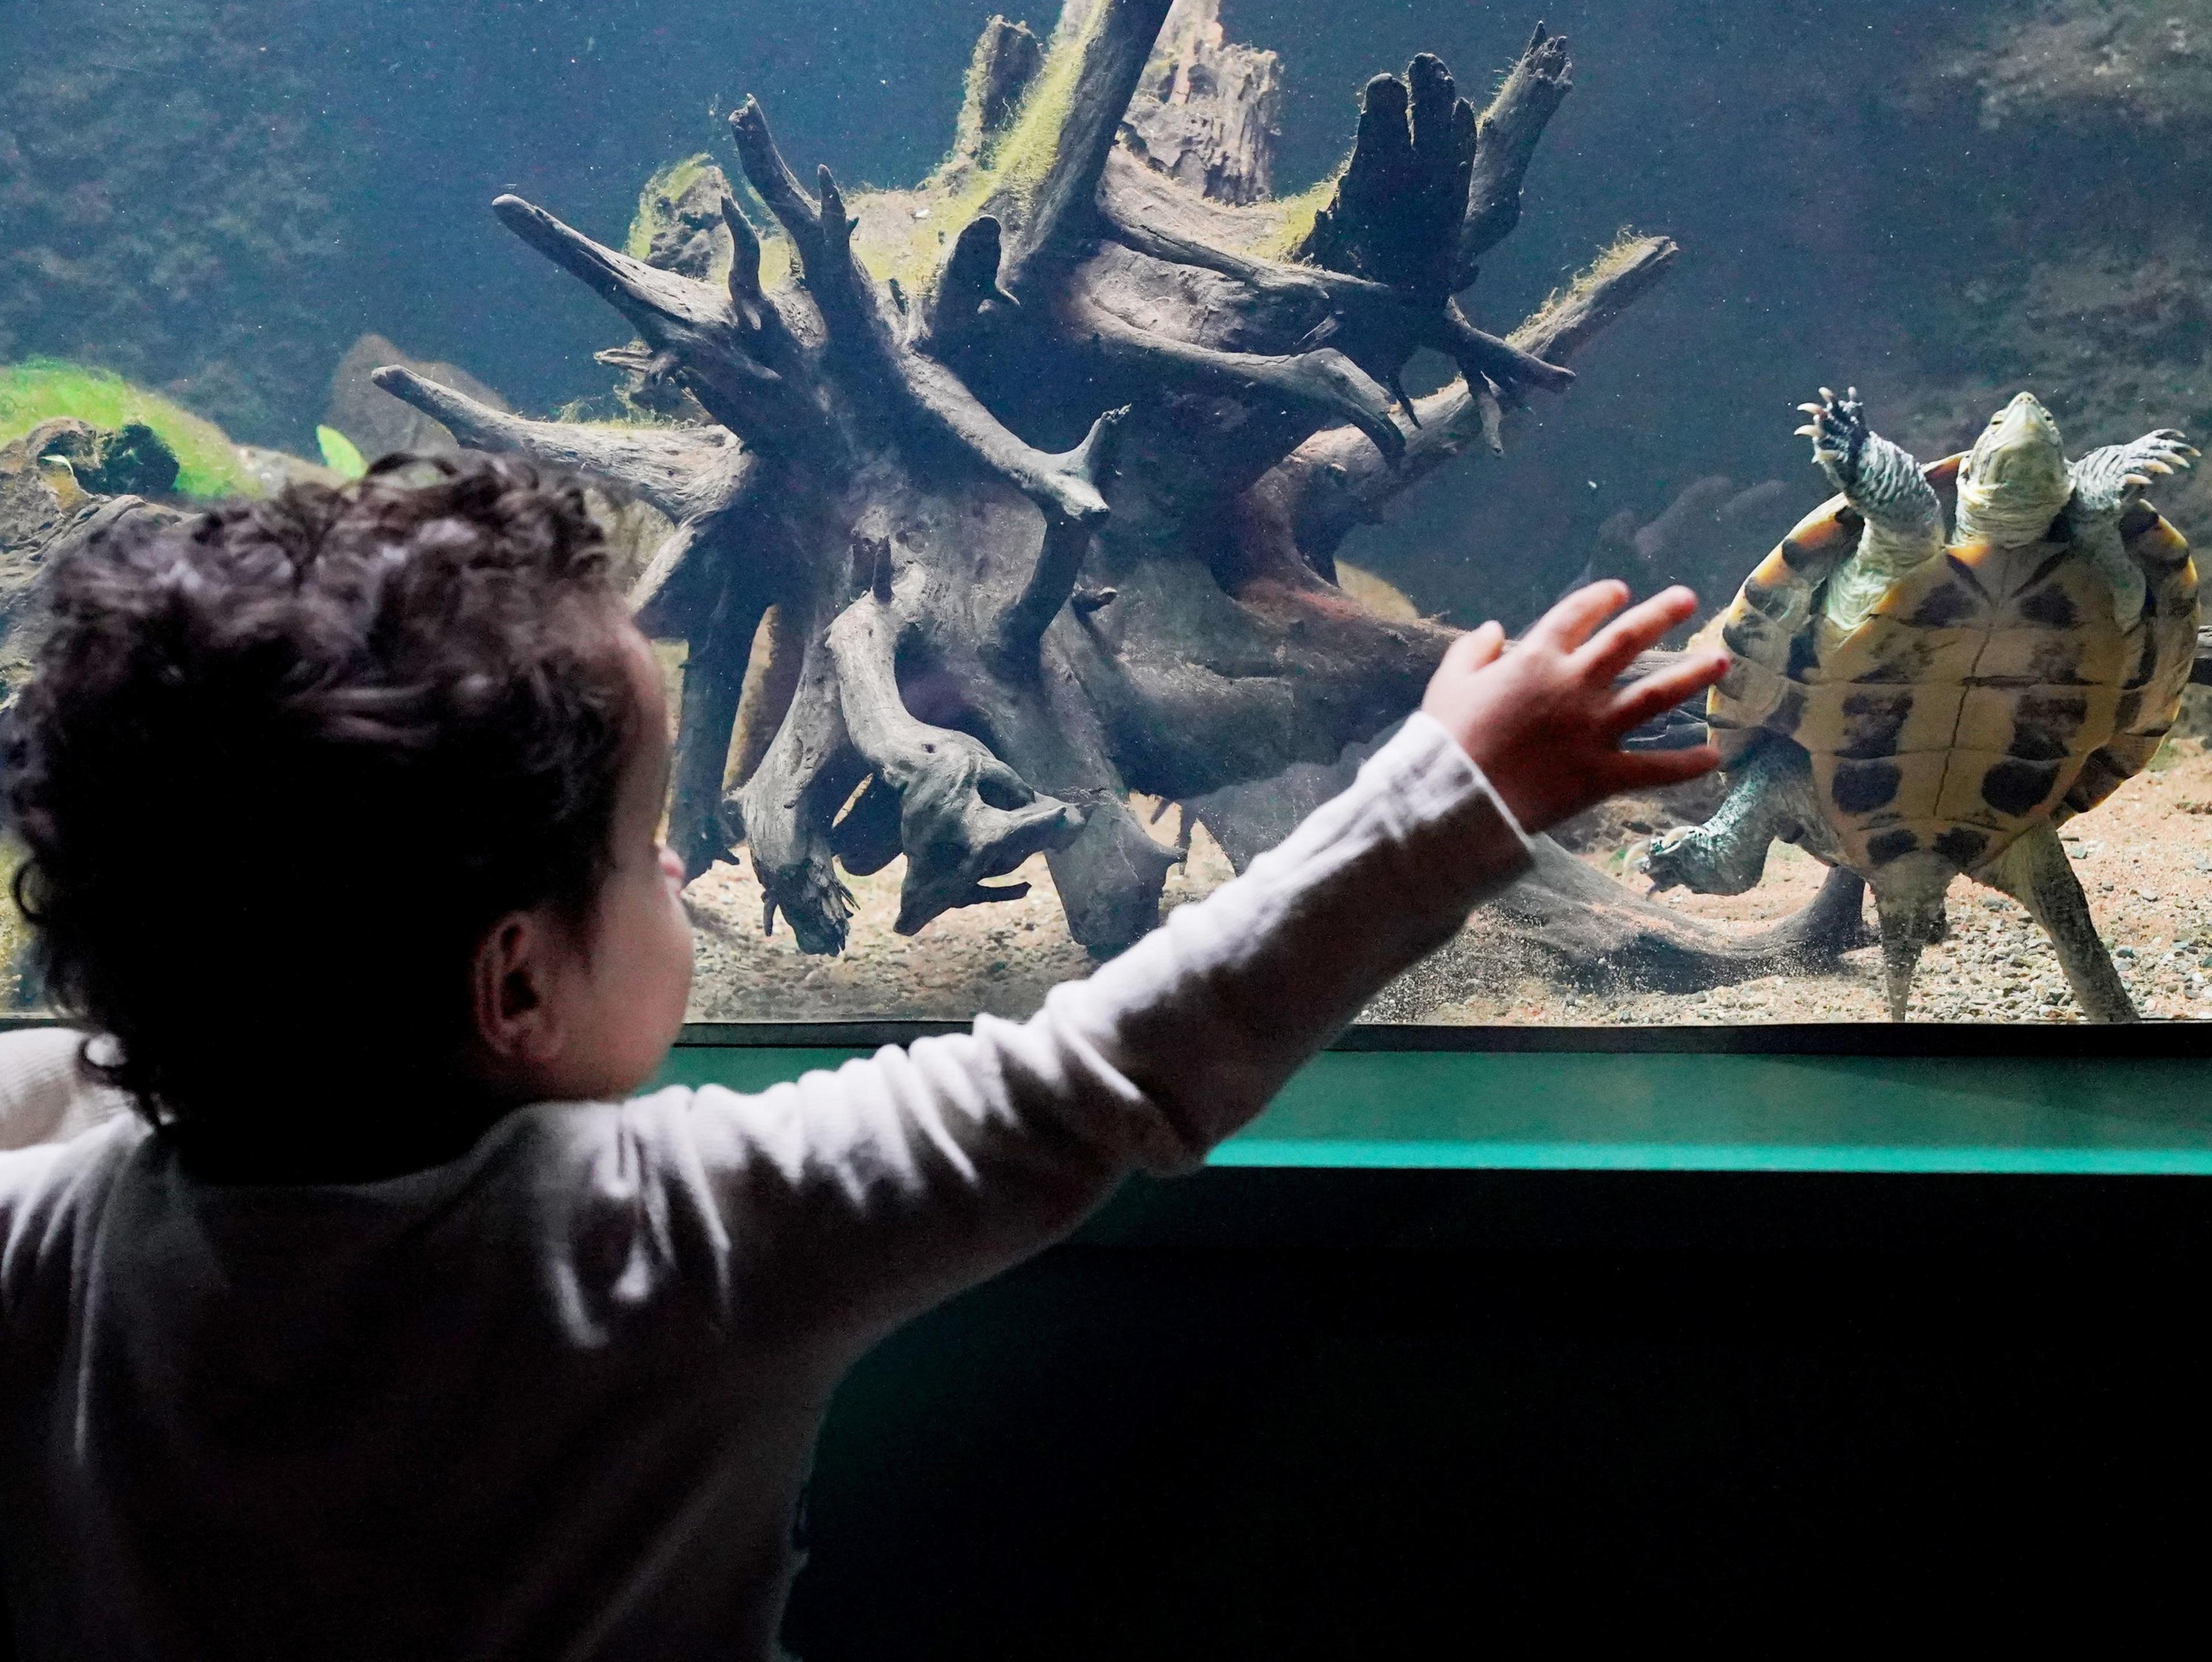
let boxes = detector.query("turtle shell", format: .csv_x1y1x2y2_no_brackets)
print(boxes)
1705,453,2200,876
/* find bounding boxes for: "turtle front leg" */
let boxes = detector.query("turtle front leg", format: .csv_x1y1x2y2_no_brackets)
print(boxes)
1797,385,1943,549
2068,430,2196,628
1643,737,1828,895
1973,821,2139,1022
1798,386,1945,637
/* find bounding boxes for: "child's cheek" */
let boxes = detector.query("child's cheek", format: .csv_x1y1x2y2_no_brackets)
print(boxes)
662,879,695,1000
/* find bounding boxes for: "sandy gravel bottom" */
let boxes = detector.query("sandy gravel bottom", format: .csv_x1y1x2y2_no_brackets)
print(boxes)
684,746,2212,1027
1419,737,2212,1025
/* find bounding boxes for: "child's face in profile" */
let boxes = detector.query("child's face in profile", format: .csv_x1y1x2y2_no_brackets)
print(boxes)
482,620,694,1105
571,624,695,1092
573,625,695,1090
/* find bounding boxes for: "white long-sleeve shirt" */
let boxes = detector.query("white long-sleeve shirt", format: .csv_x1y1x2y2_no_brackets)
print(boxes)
0,714,1532,1660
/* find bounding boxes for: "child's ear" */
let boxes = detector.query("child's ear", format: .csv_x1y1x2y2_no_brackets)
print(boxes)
469,913,566,1064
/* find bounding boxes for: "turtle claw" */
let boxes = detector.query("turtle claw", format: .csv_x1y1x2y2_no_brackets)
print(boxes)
2074,429,2196,516
1800,385,1872,490
1638,832,1685,893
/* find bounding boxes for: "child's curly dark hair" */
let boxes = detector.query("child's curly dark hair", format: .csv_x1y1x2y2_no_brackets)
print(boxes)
4,454,642,1132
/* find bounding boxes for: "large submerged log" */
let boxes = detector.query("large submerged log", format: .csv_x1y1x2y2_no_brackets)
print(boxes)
369,0,1887,995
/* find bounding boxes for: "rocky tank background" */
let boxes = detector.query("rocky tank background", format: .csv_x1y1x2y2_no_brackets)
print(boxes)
3,0,2209,1020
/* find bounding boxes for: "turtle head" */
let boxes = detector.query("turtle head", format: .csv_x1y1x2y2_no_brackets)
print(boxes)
1957,392,2072,544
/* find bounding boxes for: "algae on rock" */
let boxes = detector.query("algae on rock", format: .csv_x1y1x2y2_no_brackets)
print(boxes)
626,157,743,286
0,361,262,500
0,420,188,710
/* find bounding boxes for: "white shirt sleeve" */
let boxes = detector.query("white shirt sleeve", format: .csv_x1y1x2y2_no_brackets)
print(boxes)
0,1027,131,1151
649,712,1536,1352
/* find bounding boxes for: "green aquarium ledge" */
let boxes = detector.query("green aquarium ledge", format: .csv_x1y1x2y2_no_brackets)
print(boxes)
658,1022,2212,1179
3,1016,2202,1178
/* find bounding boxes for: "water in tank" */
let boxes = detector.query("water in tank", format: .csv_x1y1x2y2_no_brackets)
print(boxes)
2,0,2206,1024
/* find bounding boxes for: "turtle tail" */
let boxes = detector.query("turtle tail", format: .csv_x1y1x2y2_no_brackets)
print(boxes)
1878,932,1924,1023
1869,860,1952,1021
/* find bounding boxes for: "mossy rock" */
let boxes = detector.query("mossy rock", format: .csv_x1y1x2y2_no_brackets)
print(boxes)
0,419,196,718
0,361,257,499
625,155,737,286
0,420,105,572
31,419,180,498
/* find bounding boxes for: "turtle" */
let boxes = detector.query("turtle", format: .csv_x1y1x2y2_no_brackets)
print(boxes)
1643,387,2200,1021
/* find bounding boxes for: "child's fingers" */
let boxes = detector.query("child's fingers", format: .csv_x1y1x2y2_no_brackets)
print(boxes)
1605,649,1730,737
1577,586,1699,683
1599,743,1722,795
1522,580,1630,654
1440,619,1506,676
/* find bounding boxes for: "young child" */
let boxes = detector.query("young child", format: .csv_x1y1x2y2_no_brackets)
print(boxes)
0,456,1722,1658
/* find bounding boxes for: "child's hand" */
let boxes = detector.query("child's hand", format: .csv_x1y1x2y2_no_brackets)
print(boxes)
1420,581,1729,834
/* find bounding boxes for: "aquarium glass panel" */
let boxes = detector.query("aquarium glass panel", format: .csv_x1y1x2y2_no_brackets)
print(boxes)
5,0,2207,1027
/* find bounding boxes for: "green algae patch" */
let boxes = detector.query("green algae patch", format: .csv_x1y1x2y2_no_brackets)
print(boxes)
643,7,1318,294
852,0,1112,291
625,154,794,297
549,400,693,428
1511,227,1666,347
971,2,1107,206
0,361,259,499
1249,170,1344,261
1550,227,1655,308
626,154,721,261
315,424,368,480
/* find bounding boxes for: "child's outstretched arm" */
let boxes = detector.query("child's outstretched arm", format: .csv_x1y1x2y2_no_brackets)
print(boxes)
649,584,1725,1354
